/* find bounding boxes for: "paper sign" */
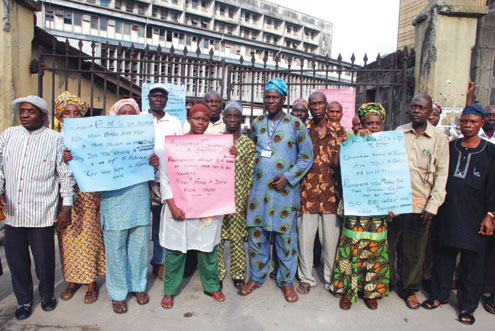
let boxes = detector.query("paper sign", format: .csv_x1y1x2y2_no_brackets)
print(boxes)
165,134,235,218
142,83,187,125
316,88,355,129
64,114,155,192
340,131,412,216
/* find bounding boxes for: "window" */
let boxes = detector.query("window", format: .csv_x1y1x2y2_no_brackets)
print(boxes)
201,0,207,8
171,12,178,21
100,17,107,31
152,7,158,17
74,13,82,26
186,35,191,46
124,22,131,34
166,31,172,42
192,0,198,9
126,0,133,13
138,3,145,14
161,9,167,19
219,6,225,16
115,0,122,9
243,29,249,38
63,11,72,24
287,25,291,33
138,25,144,37
115,21,122,33
252,14,257,24
146,26,152,38
266,18,272,26
46,9,54,21
172,0,178,3
227,25,233,35
245,12,250,22
91,16,98,29
101,0,109,6
228,8,234,18
201,20,208,28
218,23,224,33
203,39,208,48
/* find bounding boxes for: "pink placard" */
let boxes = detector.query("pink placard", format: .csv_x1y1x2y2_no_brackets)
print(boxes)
165,134,236,218
316,88,355,129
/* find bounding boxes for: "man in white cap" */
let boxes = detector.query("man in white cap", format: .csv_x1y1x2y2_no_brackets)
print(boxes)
142,83,182,280
0,95,74,320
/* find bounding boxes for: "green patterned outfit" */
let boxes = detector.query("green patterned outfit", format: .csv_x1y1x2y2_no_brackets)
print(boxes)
218,135,255,281
331,216,390,303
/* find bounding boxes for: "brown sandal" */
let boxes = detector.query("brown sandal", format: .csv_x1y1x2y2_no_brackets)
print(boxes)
296,282,311,295
405,295,420,310
60,283,82,301
281,285,298,303
238,280,259,296
134,292,150,305
112,300,127,314
84,290,98,304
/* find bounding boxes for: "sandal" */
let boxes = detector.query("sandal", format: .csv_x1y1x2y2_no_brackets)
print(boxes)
238,280,259,296
458,310,475,325
84,290,98,304
405,295,420,310
161,295,174,309
60,283,82,301
134,292,150,305
421,298,448,310
296,282,311,295
364,298,378,310
204,291,225,302
233,279,245,289
339,296,352,310
484,295,495,315
112,300,127,314
281,285,298,303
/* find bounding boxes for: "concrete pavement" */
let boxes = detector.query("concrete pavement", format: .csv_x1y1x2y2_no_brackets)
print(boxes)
0,240,493,331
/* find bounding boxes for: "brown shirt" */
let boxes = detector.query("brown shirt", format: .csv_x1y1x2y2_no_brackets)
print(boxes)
300,119,347,214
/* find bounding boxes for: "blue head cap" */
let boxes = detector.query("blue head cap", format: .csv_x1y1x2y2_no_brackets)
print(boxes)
462,104,485,119
265,78,288,97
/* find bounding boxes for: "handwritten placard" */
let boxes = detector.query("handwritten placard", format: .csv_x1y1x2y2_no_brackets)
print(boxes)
63,114,155,192
142,83,187,125
340,131,412,216
316,88,355,129
165,134,235,218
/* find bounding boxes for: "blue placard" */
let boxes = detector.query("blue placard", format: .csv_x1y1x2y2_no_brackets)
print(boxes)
340,131,412,216
63,114,155,192
142,83,187,125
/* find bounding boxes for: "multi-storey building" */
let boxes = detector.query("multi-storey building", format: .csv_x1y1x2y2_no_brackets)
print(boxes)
37,0,333,69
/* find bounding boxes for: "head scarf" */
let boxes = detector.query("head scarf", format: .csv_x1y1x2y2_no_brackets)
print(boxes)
292,99,309,110
12,95,50,126
265,78,288,97
432,100,442,113
109,98,140,115
54,91,89,120
222,101,243,116
358,102,387,124
189,103,210,117
462,104,484,119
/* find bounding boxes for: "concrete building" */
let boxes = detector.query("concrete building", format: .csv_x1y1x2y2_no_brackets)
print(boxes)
36,0,333,69
397,0,486,50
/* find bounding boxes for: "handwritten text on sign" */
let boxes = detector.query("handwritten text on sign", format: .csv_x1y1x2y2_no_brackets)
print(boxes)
340,131,412,216
63,114,155,192
165,135,235,218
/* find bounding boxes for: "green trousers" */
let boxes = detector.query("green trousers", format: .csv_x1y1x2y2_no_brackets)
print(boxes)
387,213,430,298
163,246,220,295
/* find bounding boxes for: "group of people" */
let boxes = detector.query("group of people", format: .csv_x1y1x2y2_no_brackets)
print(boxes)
0,78,494,326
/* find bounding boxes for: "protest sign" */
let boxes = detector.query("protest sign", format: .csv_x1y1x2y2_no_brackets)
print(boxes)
340,131,412,216
63,114,155,192
142,83,187,125
165,134,235,218
315,88,355,129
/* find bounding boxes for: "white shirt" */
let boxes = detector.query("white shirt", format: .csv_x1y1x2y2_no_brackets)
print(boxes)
182,116,226,134
158,159,222,253
0,126,74,227
142,110,183,181
479,127,495,144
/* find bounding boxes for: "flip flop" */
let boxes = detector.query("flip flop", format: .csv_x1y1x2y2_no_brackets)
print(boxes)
281,285,298,303
112,300,127,314
405,295,420,310
161,295,174,309
238,280,259,296
134,292,150,305
84,290,98,304
421,299,448,310
60,284,82,301
458,311,475,325
296,282,311,295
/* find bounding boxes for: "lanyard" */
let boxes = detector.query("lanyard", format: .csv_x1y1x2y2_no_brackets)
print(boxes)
266,113,285,149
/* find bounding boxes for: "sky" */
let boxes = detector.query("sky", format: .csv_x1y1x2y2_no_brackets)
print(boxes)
268,0,400,64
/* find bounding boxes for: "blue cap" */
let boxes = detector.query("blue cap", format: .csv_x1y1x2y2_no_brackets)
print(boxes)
462,104,485,119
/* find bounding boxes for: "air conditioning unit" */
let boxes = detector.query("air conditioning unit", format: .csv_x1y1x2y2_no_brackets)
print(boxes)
132,24,139,30
153,28,160,34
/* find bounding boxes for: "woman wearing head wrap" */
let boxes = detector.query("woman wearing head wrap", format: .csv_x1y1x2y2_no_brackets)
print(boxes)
428,101,442,127
65,98,158,313
159,104,226,309
291,99,309,123
331,102,392,310
55,92,105,305
217,101,255,290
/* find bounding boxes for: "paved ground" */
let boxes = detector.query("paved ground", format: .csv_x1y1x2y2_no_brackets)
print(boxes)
0,239,493,331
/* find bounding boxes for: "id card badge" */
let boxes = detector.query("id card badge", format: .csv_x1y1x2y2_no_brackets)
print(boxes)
261,149,272,158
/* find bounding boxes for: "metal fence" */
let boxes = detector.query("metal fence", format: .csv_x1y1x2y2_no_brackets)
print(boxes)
34,34,411,122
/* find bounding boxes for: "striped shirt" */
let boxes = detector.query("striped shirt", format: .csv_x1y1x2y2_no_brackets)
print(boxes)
0,126,74,227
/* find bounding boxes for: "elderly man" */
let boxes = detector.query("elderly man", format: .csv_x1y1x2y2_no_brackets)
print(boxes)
389,93,449,309
297,91,347,295
479,105,495,143
327,101,344,123
351,115,362,136
0,96,74,320
238,78,313,303
143,83,183,280
183,91,225,134
421,104,495,326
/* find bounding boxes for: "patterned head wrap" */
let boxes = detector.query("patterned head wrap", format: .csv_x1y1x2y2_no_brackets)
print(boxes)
222,101,243,116
432,100,442,113
265,78,288,96
358,102,386,124
462,104,484,119
189,103,210,117
292,99,309,110
54,91,89,120
109,98,140,115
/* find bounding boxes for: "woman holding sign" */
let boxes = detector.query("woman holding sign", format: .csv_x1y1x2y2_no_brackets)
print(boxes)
331,103,395,310
56,92,106,305
159,104,225,309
